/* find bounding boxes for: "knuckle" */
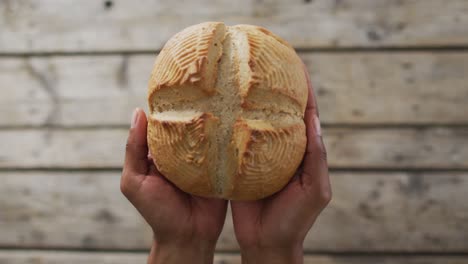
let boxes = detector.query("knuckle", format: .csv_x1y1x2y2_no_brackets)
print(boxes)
125,142,134,153
319,186,332,207
120,177,132,198
319,144,328,162
308,137,328,161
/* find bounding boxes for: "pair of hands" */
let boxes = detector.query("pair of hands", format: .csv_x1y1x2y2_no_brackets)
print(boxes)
120,67,331,264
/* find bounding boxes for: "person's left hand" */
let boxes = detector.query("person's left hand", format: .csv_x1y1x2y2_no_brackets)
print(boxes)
121,108,228,264
230,64,332,263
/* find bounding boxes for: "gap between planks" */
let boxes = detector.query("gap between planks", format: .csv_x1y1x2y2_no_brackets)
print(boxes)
1,168,468,173
2,248,468,256
2,124,468,130
2,46,468,57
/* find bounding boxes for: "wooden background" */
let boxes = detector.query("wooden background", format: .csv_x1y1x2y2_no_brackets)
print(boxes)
1,0,467,263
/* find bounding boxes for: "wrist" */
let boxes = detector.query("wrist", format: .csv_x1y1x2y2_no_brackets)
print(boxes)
148,239,216,264
240,244,303,264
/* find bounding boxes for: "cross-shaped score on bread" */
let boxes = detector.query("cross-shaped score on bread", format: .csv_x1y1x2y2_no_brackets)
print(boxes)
147,22,308,200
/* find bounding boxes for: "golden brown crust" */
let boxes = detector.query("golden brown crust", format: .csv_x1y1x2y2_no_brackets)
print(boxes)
148,22,226,112
147,22,309,200
225,119,307,200
232,24,308,116
235,24,295,50
147,112,219,197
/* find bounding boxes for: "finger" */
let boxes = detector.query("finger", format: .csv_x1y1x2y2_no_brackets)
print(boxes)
303,62,319,117
301,112,332,207
147,150,153,161
124,108,149,176
292,164,303,182
192,196,228,216
230,200,263,241
148,162,157,175
148,161,161,177
147,162,186,199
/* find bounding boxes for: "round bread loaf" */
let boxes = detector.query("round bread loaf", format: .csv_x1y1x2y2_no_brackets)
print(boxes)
147,22,308,200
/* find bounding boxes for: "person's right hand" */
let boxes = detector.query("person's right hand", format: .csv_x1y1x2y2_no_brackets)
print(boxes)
230,65,332,264
121,108,228,264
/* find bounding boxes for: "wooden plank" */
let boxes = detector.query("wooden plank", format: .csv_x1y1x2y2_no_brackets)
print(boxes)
1,0,468,52
0,171,467,252
0,127,467,169
2,52,468,127
0,56,146,127
0,251,147,264
0,251,467,264
304,53,468,125
325,127,468,169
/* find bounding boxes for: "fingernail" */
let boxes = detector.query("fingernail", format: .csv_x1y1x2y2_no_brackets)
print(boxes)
313,115,321,136
131,108,139,128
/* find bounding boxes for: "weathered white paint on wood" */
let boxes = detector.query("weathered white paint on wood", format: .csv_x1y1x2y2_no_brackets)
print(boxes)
0,127,467,169
1,53,468,127
0,55,147,127
1,172,467,251
1,0,468,52
0,251,147,264
0,171,152,249
326,127,468,169
0,251,467,264
304,53,468,125
0,129,128,168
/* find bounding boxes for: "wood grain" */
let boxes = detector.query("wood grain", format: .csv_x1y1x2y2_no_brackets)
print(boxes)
1,0,468,52
0,251,467,264
1,0,467,259
2,52,468,127
1,127,467,169
1,171,467,252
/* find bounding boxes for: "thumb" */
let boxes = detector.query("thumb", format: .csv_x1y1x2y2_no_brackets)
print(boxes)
124,108,149,176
